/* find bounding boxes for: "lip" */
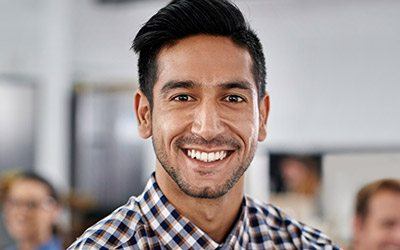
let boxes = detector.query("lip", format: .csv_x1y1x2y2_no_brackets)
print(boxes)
181,146,236,152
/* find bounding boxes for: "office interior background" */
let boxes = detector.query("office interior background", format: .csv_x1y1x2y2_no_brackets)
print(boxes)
1,0,400,247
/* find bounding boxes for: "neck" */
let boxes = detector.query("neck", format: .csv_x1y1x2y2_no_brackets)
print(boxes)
18,242,37,250
18,233,52,250
156,166,244,243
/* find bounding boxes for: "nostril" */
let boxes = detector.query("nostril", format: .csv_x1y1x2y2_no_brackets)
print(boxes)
190,121,224,142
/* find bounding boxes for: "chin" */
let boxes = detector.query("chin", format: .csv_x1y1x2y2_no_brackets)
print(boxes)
178,176,236,199
181,186,228,199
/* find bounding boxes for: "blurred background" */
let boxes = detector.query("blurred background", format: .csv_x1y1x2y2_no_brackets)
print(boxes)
1,0,400,247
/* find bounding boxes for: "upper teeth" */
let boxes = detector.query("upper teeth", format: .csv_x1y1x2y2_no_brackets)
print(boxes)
187,149,227,162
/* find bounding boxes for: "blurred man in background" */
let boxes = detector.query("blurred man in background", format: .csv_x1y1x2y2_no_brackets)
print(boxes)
2,172,62,250
352,179,400,250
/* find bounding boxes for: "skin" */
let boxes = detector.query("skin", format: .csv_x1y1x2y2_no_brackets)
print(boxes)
135,34,269,243
3,179,60,250
353,190,400,250
281,159,320,195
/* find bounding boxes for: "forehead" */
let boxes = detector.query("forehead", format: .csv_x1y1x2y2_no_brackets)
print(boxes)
155,35,256,90
8,179,50,198
367,190,400,218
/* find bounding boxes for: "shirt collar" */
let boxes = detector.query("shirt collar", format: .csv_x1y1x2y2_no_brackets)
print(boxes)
138,173,247,249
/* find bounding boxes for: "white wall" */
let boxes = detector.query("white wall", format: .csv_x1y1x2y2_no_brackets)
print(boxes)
237,0,400,151
70,0,169,82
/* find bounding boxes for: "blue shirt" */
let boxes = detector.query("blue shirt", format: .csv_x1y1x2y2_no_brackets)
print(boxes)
6,236,62,250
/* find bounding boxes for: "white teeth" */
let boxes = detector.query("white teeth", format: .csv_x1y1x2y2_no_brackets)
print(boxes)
201,152,208,162
221,151,226,160
208,152,215,162
187,149,229,163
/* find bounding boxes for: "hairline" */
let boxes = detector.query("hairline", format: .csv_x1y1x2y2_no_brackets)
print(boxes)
9,173,59,202
356,180,400,220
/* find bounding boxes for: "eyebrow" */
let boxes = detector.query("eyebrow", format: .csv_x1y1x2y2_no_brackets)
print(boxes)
160,80,196,93
160,80,252,93
219,81,252,91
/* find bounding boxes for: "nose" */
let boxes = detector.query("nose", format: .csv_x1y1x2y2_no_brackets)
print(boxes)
191,99,224,141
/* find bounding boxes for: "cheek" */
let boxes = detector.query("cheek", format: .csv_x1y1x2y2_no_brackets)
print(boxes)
40,216,54,227
235,120,258,145
153,109,191,139
226,109,259,139
364,220,389,239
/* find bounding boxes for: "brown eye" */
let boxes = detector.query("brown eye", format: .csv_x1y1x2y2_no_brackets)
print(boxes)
224,95,245,103
172,94,194,102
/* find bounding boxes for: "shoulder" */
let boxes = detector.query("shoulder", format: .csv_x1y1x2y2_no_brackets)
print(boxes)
68,196,149,249
3,245,16,250
245,196,340,249
40,236,63,250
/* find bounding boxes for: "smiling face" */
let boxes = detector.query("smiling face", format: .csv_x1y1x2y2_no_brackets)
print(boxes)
354,190,400,250
3,178,59,244
135,35,269,199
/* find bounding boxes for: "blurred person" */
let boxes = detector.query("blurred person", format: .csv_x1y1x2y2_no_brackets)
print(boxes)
69,0,339,249
351,179,400,250
280,156,321,196
2,172,62,250
270,155,327,233
0,171,19,249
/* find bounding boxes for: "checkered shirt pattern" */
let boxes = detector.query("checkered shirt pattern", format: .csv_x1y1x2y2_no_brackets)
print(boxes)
68,173,340,249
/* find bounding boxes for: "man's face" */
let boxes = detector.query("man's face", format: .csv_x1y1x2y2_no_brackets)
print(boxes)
3,179,59,242
281,159,310,192
136,35,268,199
354,190,400,250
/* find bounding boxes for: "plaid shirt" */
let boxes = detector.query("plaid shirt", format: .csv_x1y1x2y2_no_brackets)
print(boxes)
69,174,340,249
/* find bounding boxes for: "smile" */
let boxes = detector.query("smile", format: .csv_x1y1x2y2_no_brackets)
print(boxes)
186,149,229,163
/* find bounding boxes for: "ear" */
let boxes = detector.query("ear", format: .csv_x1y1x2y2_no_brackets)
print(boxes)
134,90,152,138
258,93,270,142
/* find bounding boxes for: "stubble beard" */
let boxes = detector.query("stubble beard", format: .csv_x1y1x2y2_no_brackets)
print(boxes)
152,136,257,199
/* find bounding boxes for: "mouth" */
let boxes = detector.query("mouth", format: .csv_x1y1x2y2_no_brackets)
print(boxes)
183,148,234,163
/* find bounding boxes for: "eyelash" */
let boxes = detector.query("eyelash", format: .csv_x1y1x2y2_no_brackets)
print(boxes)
171,94,246,103
223,95,245,103
171,94,195,102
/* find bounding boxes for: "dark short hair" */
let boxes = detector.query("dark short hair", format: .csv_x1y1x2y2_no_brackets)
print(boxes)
132,0,266,106
355,179,400,219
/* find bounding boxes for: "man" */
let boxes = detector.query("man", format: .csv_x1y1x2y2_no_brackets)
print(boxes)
69,0,339,248
3,172,62,250
352,179,400,250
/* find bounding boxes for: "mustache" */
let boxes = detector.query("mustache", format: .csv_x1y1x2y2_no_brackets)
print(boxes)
175,134,241,149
